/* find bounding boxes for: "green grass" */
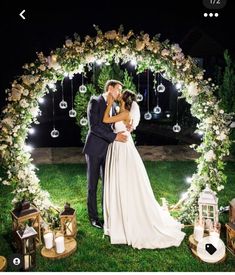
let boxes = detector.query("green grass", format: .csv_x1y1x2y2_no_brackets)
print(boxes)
0,161,235,271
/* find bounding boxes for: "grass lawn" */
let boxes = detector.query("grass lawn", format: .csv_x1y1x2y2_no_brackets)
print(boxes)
0,161,235,272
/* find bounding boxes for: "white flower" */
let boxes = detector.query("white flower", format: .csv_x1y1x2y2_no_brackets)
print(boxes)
85,53,96,63
0,144,7,150
161,49,170,56
2,180,10,185
204,117,213,124
23,89,29,96
187,82,199,97
204,150,216,162
217,132,227,141
217,185,224,191
104,30,117,40
20,99,29,108
136,40,145,51
38,64,46,71
22,75,40,86
220,109,224,114
2,117,14,128
171,43,182,53
65,39,73,47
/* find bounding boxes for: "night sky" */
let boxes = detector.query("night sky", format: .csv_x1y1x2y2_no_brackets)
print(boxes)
0,0,234,147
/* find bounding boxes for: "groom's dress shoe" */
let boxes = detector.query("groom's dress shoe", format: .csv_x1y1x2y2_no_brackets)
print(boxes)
90,219,103,229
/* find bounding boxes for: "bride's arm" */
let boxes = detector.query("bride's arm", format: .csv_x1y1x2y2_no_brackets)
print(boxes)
103,104,129,123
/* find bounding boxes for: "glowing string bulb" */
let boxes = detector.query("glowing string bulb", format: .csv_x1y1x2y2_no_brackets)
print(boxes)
80,117,88,126
173,123,181,133
59,100,68,109
144,112,152,120
51,128,59,138
69,109,77,118
136,93,143,102
79,85,87,94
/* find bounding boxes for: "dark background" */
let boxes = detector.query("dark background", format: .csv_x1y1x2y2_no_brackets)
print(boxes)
0,0,234,147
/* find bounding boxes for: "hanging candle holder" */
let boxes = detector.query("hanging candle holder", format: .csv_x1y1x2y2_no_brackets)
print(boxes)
153,73,162,114
59,79,68,109
79,73,87,94
173,123,181,133
136,74,143,102
144,70,152,120
69,109,77,118
157,73,165,93
51,128,60,138
144,112,152,120
80,117,88,126
51,93,59,138
69,78,77,118
172,95,181,133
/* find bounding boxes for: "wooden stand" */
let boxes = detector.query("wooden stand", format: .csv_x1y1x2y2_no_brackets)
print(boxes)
189,234,226,263
225,223,235,256
41,237,77,259
0,256,7,272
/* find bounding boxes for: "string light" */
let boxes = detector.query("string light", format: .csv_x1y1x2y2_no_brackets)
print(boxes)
173,94,181,133
157,73,165,93
29,128,35,135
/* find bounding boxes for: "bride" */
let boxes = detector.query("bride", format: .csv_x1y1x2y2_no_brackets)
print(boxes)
102,89,185,250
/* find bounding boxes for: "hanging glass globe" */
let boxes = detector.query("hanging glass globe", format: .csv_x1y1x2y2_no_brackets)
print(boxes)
59,100,68,109
157,83,165,93
69,109,77,117
173,123,181,133
51,128,59,138
79,85,87,94
153,105,161,114
136,93,143,102
144,112,152,120
80,117,88,126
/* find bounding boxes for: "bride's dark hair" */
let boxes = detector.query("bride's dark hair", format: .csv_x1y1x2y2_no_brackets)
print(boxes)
122,89,137,111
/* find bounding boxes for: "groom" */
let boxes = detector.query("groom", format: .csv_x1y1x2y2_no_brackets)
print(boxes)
83,79,127,229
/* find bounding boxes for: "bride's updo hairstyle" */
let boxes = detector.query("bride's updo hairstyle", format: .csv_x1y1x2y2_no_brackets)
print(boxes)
122,90,137,111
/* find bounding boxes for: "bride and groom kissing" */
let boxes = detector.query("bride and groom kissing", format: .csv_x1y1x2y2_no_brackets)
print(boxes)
83,79,185,249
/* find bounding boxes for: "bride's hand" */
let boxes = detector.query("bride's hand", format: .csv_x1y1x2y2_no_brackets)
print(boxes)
107,94,114,105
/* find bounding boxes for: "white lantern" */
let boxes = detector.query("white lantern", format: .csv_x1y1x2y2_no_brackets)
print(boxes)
198,185,218,230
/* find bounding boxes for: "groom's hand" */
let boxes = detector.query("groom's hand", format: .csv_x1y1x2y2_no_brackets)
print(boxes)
115,131,127,142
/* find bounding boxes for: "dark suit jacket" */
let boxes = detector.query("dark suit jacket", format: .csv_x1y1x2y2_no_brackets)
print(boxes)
83,95,116,157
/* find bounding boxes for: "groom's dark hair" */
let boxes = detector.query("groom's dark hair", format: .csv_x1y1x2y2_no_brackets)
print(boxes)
104,79,123,92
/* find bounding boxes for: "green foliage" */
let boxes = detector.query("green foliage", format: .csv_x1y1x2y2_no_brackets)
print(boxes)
74,63,136,143
218,50,235,113
217,50,235,155
1,162,235,271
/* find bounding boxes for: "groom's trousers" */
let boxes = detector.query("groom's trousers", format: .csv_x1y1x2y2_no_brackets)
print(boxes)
85,154,106,220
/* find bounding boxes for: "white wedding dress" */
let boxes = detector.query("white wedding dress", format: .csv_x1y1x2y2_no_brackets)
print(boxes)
103,119,185,250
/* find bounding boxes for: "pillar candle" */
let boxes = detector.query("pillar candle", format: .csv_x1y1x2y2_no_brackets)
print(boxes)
194,225,204,242
43,232,53,249
66,222,73,236
55,236,65,254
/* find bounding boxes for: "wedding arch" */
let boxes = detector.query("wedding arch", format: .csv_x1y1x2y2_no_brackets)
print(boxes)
0,26,232,223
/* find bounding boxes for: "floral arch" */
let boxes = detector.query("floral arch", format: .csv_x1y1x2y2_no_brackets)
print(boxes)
0,26,232,223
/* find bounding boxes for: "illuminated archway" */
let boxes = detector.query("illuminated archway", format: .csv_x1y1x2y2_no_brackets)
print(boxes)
0,26,232,223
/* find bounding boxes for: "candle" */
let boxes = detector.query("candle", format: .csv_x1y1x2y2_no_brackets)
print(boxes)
43,232,54,249
210,231,220,238
194,225,204,242
205,219,213,230
55,236,65,254
66,222,73,236
24,255,30,270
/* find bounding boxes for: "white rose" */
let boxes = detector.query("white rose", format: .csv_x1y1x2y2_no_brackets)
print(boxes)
217,132,226,141
65,39,73,47
204,150,216,162
20,99,29,108
85,53,96,63
104,30,117,40
2,180,10,185
23,89,29,96
38,64,46,71
171,43,182,53
136,40,145,51
161,49,170,56
187,82,199,97
205,117,213,124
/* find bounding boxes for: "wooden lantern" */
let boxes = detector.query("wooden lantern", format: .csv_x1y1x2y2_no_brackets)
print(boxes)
198,185,218,230
60,203,77,237
11,200,42,246
16,226,37,271
225,223,235,256
229,198,235,224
